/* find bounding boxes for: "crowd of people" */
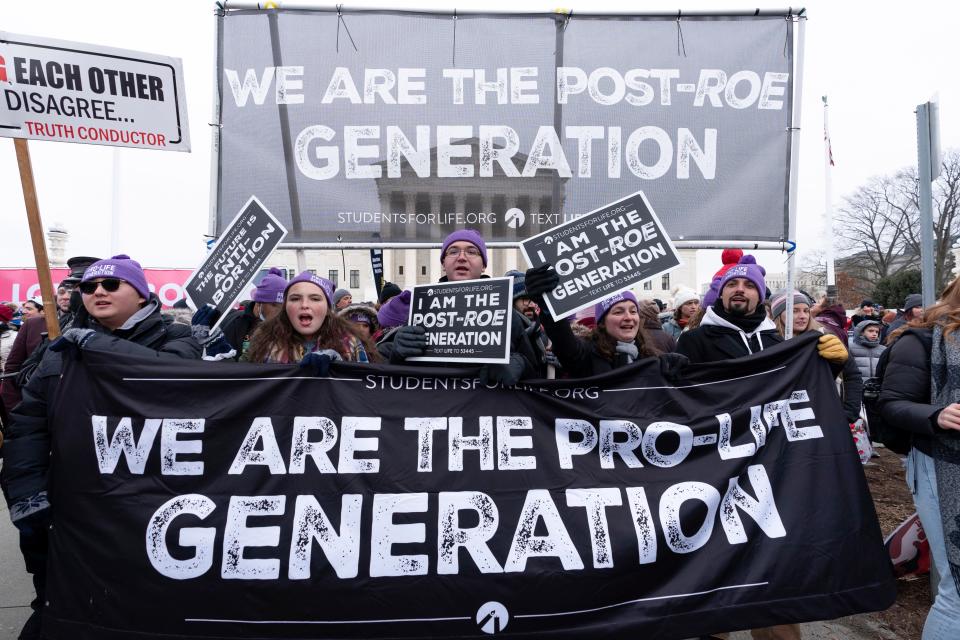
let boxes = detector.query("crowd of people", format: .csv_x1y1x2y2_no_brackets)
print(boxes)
0,232,957,639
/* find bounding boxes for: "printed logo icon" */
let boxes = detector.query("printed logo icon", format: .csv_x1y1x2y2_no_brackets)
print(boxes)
476,601,509,635
427,288,434,296
504,208,525,229
543,235,554,245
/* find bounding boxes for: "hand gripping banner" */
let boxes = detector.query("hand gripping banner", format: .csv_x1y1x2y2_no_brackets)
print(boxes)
215,9,795,244
44,334,894,639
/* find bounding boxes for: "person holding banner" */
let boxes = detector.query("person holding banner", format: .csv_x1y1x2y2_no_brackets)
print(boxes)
219,267,287,361
770,289,866,460
676,256,847,369
1,254,201,640
381,230,547,383
522,266,669,378
243,271,379,367
672,260,847,640
879,277,960,639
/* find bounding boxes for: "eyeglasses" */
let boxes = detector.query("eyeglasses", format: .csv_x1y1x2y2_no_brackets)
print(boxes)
444,246,482,259
79,278,123,295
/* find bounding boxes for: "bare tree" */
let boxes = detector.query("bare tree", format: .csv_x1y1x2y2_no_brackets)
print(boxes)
833,148,960,293
834,175,913,281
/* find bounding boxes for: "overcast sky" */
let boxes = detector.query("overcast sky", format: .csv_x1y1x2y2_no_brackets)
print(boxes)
2,0,956,288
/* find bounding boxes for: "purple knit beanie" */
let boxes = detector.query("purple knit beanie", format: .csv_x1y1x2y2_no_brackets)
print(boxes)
718,255,767,299
594,291,639,324
377,289,411,329
82,254,150,299
284,271,335,307
440,229,488,266
252,267,288,303
702,276,723,307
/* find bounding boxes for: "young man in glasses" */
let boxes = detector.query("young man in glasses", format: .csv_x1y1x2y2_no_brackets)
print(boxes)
380,229,548,383
1,254,201,640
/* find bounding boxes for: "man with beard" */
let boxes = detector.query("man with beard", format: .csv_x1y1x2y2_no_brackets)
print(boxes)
677,255,847,366
507,269,540,322
676,255,848,640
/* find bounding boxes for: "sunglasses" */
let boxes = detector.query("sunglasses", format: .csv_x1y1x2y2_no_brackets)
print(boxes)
79,278,123,295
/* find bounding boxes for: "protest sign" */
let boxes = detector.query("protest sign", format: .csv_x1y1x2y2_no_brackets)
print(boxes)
43,334,895,639
408,277,512,364
0,31,190,151
370,249,384,297
216,10,795,244
521,191,681,320
183,197,286,321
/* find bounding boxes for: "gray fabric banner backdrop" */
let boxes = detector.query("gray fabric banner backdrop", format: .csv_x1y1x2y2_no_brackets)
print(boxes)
217,9,793,244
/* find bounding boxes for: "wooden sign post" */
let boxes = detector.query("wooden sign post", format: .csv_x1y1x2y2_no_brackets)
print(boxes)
14,139,60,339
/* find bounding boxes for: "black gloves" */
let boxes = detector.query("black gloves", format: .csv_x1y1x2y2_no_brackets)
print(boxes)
191,304,222,345
299,349,343,377
524,264,559,302
49,327,97,352
391,325,427,363
10,491,51,536
479,352,527,387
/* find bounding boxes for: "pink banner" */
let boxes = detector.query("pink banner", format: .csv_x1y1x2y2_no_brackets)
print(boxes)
1,268,200,309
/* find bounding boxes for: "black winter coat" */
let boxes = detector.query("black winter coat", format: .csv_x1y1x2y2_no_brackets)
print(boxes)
540,312,648,377
877,328,940,457
1,297,201,504
220,302,259,361
675,309,783,363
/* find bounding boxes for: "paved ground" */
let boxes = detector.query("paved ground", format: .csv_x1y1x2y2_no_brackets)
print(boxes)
0,499,32,640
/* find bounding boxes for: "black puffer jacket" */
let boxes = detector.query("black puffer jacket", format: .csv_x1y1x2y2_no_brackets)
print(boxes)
220,301,259,361
877,327,940,457
540,311,657,377
1,296,201,504
676,307,783,363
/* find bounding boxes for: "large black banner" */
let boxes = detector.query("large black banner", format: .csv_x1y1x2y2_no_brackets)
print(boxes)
45,334,895,639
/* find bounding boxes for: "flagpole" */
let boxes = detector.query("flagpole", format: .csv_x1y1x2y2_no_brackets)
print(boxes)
823,96,837,300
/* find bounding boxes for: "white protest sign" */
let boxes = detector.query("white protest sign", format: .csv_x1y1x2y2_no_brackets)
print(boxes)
0,31,190,151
